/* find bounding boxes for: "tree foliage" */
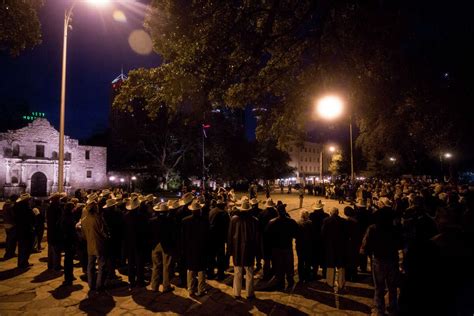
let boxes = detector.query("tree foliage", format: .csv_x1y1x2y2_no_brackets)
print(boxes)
0,0,43,57
114,0,473,175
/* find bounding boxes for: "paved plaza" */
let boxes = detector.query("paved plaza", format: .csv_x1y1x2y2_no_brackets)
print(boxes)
0,194,375,315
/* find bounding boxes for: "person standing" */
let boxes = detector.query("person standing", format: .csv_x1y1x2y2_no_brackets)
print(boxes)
46,193,65,271
344,206,361,282
296,211,314,283
228,200,261,299
298,187,304,208
14,193,35,269
123,196,148,288
81,200,108,294
265,203,298,290
2,195,18,260
181,200,210,297
60,202,77,285
309,201,328,279
208,197,230,280
360,207,401,316
149,201,178,293
32,204,45,253
175,192,194,287
258,198,278,280
321,207,347,292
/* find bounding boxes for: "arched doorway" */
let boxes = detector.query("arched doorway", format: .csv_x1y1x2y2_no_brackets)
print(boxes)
31,172,47,197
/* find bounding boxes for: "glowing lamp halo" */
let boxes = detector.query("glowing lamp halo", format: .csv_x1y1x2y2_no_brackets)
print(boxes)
316,96,344,120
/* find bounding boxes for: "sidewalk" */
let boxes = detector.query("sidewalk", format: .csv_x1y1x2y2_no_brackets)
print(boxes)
0,196,373,315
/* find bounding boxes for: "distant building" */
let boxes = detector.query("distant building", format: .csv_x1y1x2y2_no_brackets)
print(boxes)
285,141,332,183
0,119,107,197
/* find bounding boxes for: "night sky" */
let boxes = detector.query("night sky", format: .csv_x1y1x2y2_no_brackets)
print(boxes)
0,0,161,140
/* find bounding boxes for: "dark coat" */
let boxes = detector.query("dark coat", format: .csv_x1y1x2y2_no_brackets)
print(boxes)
321,215,347,267
181,213,209,271
82,212,108,256
345,216,361,268
123,209,149,252
296,218,314,257
46,201,63,245
208,206,230,244
309,209,328,262
258,207,278,257
228,212,261,267
149,211,178,254
265,216,298,250
14,201,35,239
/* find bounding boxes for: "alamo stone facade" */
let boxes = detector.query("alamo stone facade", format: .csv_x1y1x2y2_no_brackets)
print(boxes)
0,118,107,197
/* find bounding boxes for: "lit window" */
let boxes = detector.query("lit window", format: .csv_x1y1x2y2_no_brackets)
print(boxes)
87,170,92,178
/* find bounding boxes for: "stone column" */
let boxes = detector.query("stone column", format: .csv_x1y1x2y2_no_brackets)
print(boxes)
20,164,26,184
5,161,11,184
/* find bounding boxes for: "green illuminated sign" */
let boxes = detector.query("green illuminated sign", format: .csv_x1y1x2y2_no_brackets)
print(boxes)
22,112,46,121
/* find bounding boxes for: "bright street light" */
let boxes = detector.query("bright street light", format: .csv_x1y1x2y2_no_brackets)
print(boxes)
328,146,336,153
389,157,396,162
131,176,137,181
316,96,344,120
109,176,116,181
120,178,125,183
86,0,110,7
315,94,354,182
444,153,452,159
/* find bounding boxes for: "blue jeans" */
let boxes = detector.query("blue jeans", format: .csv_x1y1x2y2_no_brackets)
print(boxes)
88,255,106,290
372,258,398,315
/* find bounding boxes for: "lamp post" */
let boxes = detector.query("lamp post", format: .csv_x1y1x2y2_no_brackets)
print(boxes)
58,0,109,193
320,145,337,185
316,95,354,182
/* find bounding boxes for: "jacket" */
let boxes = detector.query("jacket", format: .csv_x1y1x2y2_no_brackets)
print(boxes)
228,212,261,267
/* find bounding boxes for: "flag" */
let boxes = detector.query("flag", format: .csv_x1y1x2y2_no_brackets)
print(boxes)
202,124,210,138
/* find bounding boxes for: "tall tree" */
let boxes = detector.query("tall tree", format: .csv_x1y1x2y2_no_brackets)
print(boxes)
0,0,43,56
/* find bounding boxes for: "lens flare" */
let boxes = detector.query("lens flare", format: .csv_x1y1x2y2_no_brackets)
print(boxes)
128,29,153,55
113,10,127,23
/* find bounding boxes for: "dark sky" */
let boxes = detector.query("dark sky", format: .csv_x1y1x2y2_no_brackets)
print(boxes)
0,0,161,140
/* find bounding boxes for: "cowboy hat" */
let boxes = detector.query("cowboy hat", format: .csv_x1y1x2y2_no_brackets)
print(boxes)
378,197,392,208
167,199,180,210
86,193,98,204
70,198,79,204
311,200,324,210
179,192,194,206
237,200,252,211
103,198,117,209
153,202,169,212
264,198,276,208
126,197,140,210
16,193,32,203
188,199,204,211
99,189,111,197
249,198,259,206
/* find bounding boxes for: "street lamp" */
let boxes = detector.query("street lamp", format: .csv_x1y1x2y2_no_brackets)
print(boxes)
320,145,338,184
58,0,110,193
444,153,452,159
315,95,354,182
389,157,396,162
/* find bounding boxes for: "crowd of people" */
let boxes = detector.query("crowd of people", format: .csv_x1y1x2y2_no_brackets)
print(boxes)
1,178,473,315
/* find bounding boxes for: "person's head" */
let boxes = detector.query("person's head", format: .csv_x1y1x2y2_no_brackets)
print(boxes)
329,207,339,217
344,206,354,217
277,203,287,216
